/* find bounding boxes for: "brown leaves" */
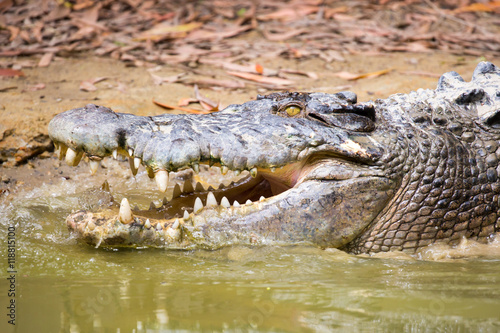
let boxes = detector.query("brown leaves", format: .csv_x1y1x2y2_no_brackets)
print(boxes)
0,0,499,76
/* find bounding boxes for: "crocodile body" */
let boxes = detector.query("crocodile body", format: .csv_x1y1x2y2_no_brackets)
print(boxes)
48,62,500,253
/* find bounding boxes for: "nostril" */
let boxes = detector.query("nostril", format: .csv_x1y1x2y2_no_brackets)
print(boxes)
455,88,486,105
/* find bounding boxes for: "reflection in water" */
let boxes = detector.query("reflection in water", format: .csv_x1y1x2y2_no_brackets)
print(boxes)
1,158,500,332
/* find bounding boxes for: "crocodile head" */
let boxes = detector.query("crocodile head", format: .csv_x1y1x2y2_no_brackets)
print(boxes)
48,62,500,253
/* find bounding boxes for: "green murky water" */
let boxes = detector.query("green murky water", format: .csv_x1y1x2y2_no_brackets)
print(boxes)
2,161,500,332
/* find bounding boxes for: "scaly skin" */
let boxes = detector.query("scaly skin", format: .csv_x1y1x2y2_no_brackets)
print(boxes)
48,62,500,253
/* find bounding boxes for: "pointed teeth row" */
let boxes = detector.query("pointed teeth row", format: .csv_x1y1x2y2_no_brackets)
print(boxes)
55,144,271,181
189,193,265,214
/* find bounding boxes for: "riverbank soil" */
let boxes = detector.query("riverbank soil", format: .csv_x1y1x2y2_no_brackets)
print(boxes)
1,0,499,196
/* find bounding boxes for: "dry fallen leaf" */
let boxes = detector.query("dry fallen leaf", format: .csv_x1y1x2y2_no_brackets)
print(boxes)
38,53,54,67
454,1,500,13
257,5,319,21
0,68,24,77
334,69,392,81
79,77,108,91
152,99,210,114
226,71,294,87
178,97,198,107
280,68,318,79
136,22,202,41
194,85,219,111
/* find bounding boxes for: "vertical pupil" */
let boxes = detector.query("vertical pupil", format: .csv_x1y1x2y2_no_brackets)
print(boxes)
286,106,300,116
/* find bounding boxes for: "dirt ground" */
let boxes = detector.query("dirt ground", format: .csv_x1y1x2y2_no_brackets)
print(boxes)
1,0,500,200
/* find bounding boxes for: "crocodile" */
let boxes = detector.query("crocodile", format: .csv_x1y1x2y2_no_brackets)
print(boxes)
48,61,500,254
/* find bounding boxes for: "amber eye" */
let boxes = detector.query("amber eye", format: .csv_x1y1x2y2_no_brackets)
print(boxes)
285,105,301,116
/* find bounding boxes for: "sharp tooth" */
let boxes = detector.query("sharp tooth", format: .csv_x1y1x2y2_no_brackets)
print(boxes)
112,149,118,159
129,157,138,176
165,226,180,240
155,170,169,193
149,202,156,210
183,181,194,193
134,205,139,211
245,199,253,205
119,198,133,224
259,196,265,202
192,163,200,174
233,200,240,208
206,192,217,207
89,160,100,175
183,210,190,221
221,165,228,175
58,144,68,160
250,167,258,178
128,148,134,157
146,166,155,179
219,183,225,190
193,197,203,214
144,219,151,229
207,185,215,191
234,170,241,176
134,157,141,170
54,142,60,150
101,180,110,192
270,167,276,173
221,196,230,208
156,223,163,231
163,197,168,205
65,148,83,166
172,219,180,229
87,221,96,231
195,182,205,192
172,183,181,199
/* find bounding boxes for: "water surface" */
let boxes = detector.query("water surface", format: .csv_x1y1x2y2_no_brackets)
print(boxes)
1,160,500,332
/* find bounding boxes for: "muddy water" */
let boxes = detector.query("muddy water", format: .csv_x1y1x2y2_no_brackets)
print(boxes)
1,158,500,332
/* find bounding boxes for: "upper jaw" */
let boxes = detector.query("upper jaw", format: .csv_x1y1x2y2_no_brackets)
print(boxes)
48,102,383,179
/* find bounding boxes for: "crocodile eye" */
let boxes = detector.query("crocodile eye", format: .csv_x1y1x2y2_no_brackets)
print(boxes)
285,105,301,116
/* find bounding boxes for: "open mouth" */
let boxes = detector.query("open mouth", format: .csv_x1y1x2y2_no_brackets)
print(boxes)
54,140,375,248
55,141,308,246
